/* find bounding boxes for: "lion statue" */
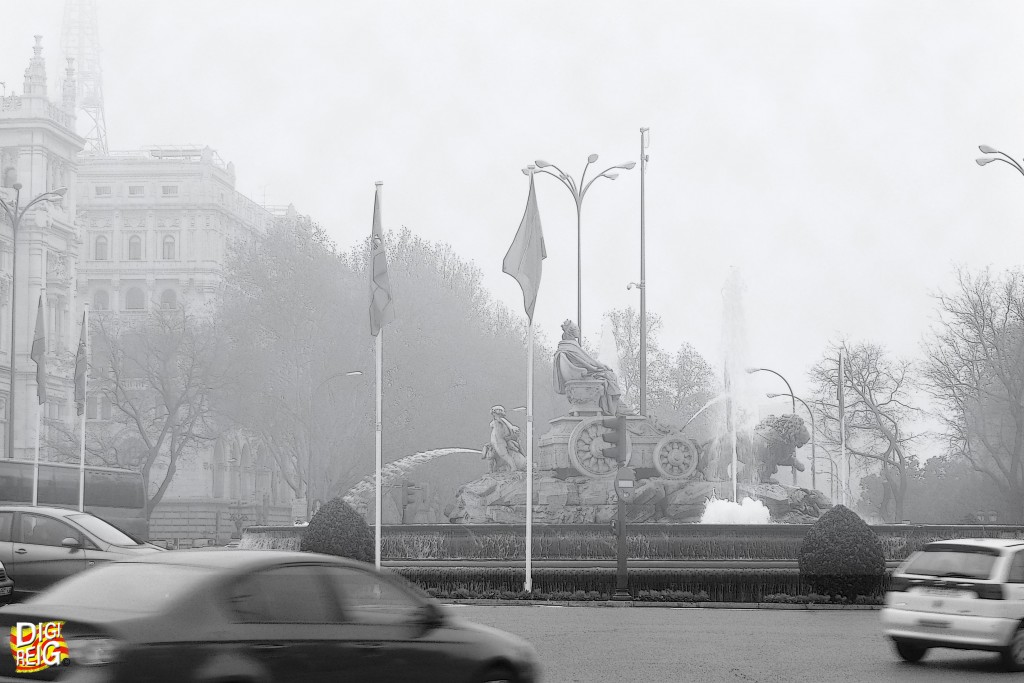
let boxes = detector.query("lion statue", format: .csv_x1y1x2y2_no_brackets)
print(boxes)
699,414,810,484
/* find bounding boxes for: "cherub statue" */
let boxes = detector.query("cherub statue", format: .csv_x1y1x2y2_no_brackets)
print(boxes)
482,405,527,473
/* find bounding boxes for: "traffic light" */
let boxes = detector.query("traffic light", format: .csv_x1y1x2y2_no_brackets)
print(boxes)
600,416,627,463
402,482,417,506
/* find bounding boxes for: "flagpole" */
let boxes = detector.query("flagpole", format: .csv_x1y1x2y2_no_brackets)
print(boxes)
32,290,45,507
375,329,383,570
524,320,534,593
79,304,88,512
839,351,847,507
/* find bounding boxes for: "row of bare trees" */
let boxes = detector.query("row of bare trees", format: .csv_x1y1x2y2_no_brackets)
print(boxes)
803,268,1024,524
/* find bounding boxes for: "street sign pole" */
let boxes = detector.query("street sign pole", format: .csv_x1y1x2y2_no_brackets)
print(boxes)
612,466,635,601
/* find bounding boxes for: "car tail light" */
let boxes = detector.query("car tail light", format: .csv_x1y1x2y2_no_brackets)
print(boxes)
976,584,1007,600
888,576,919,592
65,637,123,666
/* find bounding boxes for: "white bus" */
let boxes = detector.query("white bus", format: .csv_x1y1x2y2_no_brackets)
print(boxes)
0,460,149,540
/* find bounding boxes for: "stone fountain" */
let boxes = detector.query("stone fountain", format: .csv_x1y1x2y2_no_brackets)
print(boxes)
448,318,832,524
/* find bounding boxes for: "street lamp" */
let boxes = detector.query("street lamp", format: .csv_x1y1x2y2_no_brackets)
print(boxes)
976,144,1024,178
530,154,635,341
746,367,796,484
767,391,816,492
0,183,67,459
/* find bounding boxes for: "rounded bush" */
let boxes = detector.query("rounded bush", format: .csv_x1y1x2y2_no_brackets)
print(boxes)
798,504,885,600
300,497,374,563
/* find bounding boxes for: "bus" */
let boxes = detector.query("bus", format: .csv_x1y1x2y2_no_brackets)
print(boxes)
0,460,149,540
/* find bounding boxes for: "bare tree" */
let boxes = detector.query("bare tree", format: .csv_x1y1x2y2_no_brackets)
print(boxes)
809,341,922,522
921,267,1024,523
608,306,718,436
71,307,227,516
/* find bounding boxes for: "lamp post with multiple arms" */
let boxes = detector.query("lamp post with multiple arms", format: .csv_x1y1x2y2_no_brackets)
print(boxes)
0,183,67,459
767,391,816,491
532,154,635,341
976,144,1024,177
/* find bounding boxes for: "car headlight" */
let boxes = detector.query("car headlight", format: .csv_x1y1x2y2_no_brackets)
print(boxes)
66,637,123,667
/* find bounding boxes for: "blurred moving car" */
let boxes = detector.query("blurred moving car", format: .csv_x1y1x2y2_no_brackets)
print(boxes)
0,549,541,682
881,538,1024,670
0,505,163,599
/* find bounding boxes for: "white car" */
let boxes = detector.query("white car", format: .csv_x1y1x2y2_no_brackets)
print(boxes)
881,538,1024,670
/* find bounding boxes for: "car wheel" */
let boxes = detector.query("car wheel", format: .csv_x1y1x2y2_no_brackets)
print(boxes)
1001,627,1024,671
476,665,517,683
894,640,928,663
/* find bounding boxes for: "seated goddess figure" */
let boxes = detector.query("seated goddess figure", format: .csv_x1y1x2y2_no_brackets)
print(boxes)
552,319,628,416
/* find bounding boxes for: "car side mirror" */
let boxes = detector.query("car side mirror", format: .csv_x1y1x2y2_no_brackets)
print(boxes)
414,602,445,633
61,537,82,550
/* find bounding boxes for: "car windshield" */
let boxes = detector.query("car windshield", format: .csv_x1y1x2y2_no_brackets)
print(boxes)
27,563,214,612
67,513,142,546
903,548,1000,580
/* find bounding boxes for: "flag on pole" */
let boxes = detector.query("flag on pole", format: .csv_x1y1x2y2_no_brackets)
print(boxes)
369,182,394,337
502,172,546,321
74,312,87,415
30,295,46,405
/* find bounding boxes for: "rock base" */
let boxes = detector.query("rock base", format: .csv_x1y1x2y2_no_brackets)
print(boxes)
448,471,833,524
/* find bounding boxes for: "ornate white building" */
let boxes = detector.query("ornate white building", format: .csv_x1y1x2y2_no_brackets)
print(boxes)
75,148,304,543
0,37,84,460
2,35,306,544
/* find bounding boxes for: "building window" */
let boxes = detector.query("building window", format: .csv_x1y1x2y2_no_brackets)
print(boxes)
162,235,175,260
161,185,178,197
160,289,177,310
94,186,111,197
93,290,109,311
128,185,145,196
128,235,142,260
125,288,145,311
95,236,108,261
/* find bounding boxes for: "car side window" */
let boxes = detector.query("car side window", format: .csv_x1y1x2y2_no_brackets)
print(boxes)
20,514,81,548
227,565,340,624
323,566,423,625
1008,553,1024,584
0,512,12,542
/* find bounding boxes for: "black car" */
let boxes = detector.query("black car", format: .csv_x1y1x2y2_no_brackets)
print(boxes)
0,549,541,682
0,505,163,599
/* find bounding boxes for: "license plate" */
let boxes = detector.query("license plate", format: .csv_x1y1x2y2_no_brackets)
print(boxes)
914,587,976,599
0,586,11,596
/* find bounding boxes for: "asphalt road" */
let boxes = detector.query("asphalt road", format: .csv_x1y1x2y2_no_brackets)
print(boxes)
452,604,1022,682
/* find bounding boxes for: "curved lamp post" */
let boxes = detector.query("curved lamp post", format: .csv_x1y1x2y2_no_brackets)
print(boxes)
746,367,796,484
530,154,635,341
0,183,67,459
767,391,816,491
976,144,1024,178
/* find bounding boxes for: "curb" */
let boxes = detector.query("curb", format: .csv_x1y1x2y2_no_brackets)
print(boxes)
443,599,883,610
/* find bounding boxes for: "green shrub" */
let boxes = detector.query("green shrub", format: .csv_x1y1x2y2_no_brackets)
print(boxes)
300,497,374,563
798,505,886,600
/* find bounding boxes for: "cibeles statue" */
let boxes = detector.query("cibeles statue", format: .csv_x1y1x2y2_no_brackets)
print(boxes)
482,405,527,473
553,319,629,417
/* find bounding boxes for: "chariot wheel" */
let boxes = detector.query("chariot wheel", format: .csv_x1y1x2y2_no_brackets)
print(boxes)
568,417,632,479
653,435,699,479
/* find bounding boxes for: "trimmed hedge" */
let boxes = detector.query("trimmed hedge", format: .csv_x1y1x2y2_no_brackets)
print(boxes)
798,505,886,600
390,566,890,602
301,497,374,562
